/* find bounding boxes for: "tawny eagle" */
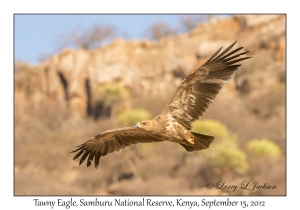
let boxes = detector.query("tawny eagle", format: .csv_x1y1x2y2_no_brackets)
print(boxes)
71,41,250,168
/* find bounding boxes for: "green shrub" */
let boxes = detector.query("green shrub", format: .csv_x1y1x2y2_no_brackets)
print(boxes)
247,138,281,158
192,119,248,174
117,109,152,127
94,83,129,107
192,119,235,142
208,141,248,174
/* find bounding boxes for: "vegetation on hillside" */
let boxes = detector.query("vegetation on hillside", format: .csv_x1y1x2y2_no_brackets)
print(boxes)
117,109,152,127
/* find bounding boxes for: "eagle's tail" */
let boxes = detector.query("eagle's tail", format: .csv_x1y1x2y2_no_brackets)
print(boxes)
179,132,214,152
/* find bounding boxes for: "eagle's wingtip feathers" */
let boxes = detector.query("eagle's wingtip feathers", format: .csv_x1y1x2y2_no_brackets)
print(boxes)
71,41,251,168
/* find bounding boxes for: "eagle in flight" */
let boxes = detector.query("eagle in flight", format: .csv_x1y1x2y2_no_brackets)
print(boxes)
71,41,250,168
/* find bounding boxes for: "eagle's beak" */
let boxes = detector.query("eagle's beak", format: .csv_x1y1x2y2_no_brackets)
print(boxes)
135,123,139,128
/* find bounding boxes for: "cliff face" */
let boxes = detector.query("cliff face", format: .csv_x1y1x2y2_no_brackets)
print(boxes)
14,14,286,196
14,15,286,122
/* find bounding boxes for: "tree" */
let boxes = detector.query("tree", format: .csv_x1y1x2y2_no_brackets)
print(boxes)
192,120,248,175
247,138,281,159
180,15,212,31
117,109,152,127
64,25,115,49
93,83,129,119
146,22,178,40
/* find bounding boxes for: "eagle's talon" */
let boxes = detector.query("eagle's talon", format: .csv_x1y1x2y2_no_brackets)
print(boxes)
188,138,195,145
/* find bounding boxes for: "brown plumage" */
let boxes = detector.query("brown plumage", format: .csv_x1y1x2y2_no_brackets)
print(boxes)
71,41,250,168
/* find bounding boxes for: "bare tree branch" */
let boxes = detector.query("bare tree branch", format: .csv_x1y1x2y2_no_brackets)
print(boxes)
180,15,211,31
64,25,116,49
146,22,178,40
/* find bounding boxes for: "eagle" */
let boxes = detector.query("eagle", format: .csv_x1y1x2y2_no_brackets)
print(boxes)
71,41,250,168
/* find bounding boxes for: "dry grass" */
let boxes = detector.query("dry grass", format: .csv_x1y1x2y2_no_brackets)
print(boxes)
14,113,285,196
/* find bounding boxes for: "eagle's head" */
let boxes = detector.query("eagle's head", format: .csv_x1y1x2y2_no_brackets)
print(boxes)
136,120,153,130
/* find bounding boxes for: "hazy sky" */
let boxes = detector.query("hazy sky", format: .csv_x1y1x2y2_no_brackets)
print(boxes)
15,14,224,65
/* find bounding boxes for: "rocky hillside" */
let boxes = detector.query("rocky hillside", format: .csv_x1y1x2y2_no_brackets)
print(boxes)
15,15,285,124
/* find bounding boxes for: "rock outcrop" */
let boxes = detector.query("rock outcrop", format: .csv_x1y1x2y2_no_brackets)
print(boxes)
15,15,286,122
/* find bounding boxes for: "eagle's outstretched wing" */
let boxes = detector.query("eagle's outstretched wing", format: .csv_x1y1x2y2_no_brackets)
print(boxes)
161,41,250,129
71,127,163,168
